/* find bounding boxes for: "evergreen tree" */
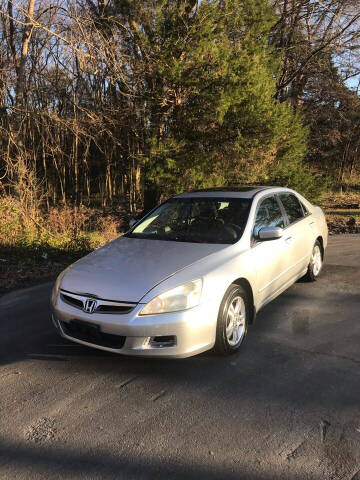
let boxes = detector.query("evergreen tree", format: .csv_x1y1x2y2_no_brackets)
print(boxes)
113,0,315,207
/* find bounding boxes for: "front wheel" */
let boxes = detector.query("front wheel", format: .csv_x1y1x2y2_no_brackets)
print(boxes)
215,284,249,355
303,240,323,282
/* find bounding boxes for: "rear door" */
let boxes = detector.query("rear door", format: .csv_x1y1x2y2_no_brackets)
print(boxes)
277,192,313,279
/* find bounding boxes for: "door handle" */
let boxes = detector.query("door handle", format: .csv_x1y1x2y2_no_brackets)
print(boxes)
285,236,293,244
309,221,315,228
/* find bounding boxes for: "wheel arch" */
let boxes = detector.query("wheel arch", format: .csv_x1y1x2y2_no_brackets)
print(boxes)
231,277,256,324
316,235,324,260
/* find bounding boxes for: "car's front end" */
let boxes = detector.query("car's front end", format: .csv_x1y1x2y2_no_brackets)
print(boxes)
51,276,219,358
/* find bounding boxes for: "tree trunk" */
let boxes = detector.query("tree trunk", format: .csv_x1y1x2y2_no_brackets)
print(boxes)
16,0,36,106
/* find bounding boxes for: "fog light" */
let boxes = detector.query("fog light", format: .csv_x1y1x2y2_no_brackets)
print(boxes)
149,336,176,348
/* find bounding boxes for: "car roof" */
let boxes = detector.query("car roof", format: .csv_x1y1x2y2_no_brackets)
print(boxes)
174,185,289,199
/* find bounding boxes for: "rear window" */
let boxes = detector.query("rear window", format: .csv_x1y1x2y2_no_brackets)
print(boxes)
300,200,310,216
278,193,304,224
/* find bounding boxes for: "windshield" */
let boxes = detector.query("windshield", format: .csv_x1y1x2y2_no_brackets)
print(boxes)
125,197,251,244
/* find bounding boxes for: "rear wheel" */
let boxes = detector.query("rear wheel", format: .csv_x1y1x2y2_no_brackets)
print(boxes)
303,240,323,282
215,284,249,355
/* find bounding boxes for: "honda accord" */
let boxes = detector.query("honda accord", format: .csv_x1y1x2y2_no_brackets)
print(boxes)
51,186,328,357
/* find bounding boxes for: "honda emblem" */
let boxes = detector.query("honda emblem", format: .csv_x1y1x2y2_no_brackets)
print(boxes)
83,298,97,314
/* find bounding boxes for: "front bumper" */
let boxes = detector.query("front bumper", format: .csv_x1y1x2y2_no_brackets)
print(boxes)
52,295,217,358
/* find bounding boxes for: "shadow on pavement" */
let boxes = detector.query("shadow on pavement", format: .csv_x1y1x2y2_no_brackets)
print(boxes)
0,436,331,480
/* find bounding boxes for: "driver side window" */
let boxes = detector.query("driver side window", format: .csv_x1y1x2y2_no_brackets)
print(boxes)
254,196,285,237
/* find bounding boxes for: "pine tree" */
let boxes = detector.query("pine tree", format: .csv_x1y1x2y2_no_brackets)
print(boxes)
108,0,317,207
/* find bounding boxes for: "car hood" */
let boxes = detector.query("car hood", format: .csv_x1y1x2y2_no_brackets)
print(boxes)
60,236,227,302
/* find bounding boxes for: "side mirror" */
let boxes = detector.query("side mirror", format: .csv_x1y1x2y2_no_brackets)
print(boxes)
129,218,137,228
258,226,283,241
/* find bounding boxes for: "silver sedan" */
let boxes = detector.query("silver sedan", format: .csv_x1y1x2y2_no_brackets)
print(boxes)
51,186,328,358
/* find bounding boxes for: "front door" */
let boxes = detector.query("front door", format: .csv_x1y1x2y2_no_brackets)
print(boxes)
251,195,292,306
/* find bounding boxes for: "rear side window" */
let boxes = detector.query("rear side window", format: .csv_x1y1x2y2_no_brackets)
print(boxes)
279,193,304,224
300,200,310,216
254,196,285,237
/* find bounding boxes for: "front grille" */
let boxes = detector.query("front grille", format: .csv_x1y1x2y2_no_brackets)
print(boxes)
61,293,83,309
60,320,126,349
60,290,136,315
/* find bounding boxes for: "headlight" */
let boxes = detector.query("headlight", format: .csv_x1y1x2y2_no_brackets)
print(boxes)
51,269,68,304
139,279,202,315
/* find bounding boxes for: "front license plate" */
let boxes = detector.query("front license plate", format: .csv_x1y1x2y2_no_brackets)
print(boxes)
68,319,101,339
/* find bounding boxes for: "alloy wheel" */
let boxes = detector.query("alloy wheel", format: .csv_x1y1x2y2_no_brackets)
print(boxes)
226,295,246,347
311,244,322,277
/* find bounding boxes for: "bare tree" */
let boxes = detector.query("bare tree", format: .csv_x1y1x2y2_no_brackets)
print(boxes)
16,0,35,106
271,0,360,105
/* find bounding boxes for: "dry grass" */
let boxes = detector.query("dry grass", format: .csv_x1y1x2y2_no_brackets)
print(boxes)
0,198,128,293
0,198,122,250
320,190,360,234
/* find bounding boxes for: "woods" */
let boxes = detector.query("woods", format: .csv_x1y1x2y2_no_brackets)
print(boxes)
0,0,359,228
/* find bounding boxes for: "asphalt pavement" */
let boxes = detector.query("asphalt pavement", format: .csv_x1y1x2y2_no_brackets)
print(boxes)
1,234,360,480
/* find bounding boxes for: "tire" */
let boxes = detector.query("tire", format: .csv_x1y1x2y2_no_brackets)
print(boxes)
303,240,323,282
215,284,249,355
